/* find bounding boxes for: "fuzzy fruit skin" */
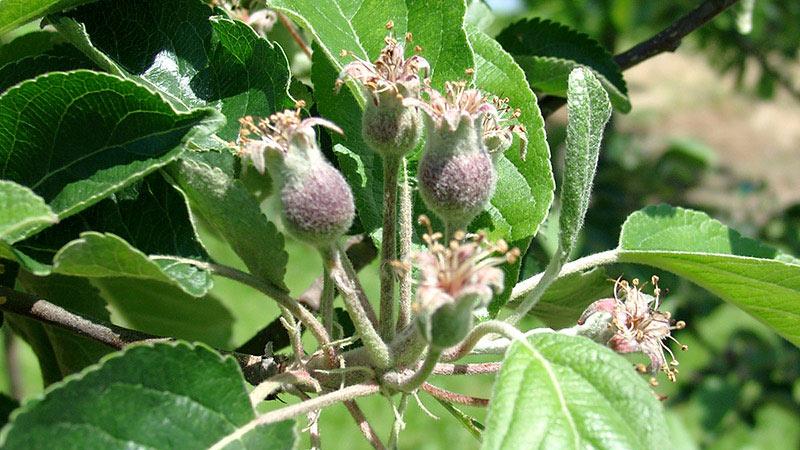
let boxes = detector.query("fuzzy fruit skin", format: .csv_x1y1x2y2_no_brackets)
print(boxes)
362,92,422,157
418,116,496,226
266,135,355,248
280,164,355,247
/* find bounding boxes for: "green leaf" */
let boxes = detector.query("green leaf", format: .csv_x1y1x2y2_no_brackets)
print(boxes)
523,267,611,328
66,0,293,140
482,333,670,450
618,204,800,347
0,181,57,244
54,232,211,297
496,18,630,112
466,28,554,316
168,157,289,290
4,174,213,296
337,0,408,58
0,0,96,35
559,68,612,253
269,0,368,66
0,342,296,449
0,52,92,93
0,70,222,219
406,0,474,89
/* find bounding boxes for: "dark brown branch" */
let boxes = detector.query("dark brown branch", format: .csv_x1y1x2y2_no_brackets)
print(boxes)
344,400,387,450
421,383,489,407
539,0,740,118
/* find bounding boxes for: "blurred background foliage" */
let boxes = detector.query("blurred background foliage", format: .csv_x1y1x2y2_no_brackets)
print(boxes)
1,0,799,448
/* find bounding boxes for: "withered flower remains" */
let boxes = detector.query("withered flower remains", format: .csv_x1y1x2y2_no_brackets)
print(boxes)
579,276,687,382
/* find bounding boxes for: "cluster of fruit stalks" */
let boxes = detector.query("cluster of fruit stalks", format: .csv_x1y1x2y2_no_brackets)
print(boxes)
232,22,686,443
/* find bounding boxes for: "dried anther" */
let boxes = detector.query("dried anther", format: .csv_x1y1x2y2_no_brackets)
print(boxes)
579,276,687,382
482,96,528,160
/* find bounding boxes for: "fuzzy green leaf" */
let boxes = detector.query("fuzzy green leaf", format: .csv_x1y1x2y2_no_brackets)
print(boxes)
0,70,222,220
559,68,612,253
0,342,296,449
0,0,96,35
0,181,57,244
618,204,800,347
496,18,630,112
65,0,293,140
168,157,289,290
337,0,408,58
483,333,670,450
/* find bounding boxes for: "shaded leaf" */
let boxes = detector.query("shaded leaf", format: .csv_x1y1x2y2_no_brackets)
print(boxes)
496,18,630,112
618,204,800,347
0,0,97,35
168,157,289,290
0,342,296,449
0,70,222,219
483,333,669,450
66,0,293,140
524,267,611,329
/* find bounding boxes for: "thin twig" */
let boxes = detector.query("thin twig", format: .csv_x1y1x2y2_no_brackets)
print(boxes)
276,11,312,57
441,320,527,362
539,0,741,118
421,383,489,407
383,348,442,392
209,383,380,450
345,400,387,450
432,362,502,376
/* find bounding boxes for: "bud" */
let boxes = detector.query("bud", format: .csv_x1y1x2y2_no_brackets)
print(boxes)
578,276,687,382
236,106,355,248
337,26,429,157
410,82,498,227
412,216,518,350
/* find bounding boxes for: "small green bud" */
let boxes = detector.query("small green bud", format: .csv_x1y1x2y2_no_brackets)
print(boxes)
237,107,354,248
338,26,429,157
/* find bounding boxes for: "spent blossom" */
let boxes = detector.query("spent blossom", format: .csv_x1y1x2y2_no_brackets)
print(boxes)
235,101,342,174
579,276,687,382
337,21,430,105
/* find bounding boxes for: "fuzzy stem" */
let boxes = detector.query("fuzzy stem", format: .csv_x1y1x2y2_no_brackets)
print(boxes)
396,157,414,331
209,384,380,450
384,348,442,392
421,383,490,407
326,246,392,369
321,265,335,336
507,249,620,324
380,155,401,341
441,320,526,362
345,400,387,450
432,362,502,376
337,242,380,327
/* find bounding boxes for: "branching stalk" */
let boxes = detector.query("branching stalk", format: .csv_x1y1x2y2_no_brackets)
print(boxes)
441,320,527,362
326,246,392,369
384,348,442,392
